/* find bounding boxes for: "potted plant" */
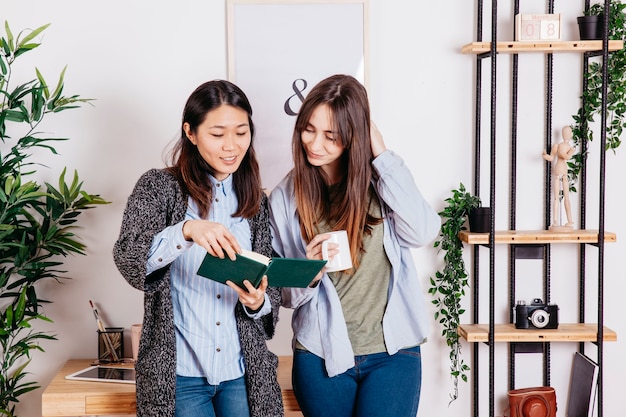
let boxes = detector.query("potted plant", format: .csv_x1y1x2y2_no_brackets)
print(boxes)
0,21,109,416
570,0,626,191
428,183,481,404
577,6,604,40
468,206,491,233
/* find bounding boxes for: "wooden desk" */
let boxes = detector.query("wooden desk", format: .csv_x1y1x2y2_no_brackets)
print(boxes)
42,357,301,416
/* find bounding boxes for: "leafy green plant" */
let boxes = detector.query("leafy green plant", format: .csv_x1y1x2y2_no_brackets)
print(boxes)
428,183,480,404
570,0,626,191
0,21,109,416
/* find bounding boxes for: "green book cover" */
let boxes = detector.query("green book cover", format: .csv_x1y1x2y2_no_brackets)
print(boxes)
197,250,326,290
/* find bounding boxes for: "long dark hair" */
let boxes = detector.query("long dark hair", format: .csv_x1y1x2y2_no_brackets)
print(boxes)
167,80,262,219
292,74,381,268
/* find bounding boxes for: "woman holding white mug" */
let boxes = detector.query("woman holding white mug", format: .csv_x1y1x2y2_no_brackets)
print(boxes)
268,74,440,417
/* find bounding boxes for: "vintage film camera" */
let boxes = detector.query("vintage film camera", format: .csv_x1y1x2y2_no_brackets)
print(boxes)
514,298,559,329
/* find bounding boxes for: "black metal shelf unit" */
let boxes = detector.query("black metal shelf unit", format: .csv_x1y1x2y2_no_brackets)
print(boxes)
464,1,616,416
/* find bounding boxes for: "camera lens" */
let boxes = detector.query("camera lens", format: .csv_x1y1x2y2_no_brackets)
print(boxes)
530,310,550,328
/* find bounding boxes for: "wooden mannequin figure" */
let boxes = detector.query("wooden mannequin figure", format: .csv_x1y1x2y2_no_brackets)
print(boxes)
542,126,576,232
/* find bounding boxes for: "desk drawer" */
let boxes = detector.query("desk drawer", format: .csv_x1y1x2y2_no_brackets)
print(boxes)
86,393,137,414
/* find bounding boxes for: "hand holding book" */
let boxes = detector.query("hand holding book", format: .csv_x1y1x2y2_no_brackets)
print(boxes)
197,249,327,290
227,275,268,311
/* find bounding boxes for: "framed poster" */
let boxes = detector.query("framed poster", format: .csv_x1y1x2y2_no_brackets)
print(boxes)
227,0,369,190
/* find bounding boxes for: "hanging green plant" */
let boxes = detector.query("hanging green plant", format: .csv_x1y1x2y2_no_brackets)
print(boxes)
569,0,626,191
428,183,480,404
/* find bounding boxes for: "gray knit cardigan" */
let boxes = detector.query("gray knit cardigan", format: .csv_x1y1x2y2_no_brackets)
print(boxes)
113,168,284,417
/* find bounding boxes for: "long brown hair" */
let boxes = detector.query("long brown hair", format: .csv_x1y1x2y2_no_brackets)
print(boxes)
166,80,262,219
292,74,381,268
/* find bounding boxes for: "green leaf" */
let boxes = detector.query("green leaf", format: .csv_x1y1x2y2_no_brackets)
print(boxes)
35,68,49,100
15,23,50,49
14,287,27,323
49,65,67,104
4,21,15,52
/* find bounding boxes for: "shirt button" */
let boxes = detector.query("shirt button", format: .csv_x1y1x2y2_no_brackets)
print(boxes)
217,294,221,299
157,257,163,263
216,348,221,352
216,321,221,326
176,245,182,250
215,198,220,202
216,183,221,187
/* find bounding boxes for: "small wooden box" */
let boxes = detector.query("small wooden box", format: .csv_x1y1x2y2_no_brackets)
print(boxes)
515,14,561,41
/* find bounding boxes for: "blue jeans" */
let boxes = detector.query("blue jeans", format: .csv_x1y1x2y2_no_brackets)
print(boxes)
292,346,422,417
175,374,250,417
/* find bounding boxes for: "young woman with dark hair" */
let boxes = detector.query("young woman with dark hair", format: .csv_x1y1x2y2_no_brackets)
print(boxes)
114,80,283,417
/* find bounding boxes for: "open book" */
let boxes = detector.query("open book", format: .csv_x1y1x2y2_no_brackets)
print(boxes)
197,249,326,290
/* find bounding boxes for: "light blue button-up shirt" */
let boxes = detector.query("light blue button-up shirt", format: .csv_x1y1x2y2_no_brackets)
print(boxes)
269,150,441,377
147,174,270,384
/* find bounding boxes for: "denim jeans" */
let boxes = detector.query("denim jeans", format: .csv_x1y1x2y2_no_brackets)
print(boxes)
292,346,422,417
175,374,250,417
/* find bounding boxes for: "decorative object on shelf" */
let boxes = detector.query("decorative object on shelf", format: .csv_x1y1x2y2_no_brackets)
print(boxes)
515,13,561,41
566,352,599,417
577,13,603,40
507,386,557,417
570,0,626,191
468,206,491,233
514,298,559,330
542,126,575,231
0,21,109,415
428,182,480,404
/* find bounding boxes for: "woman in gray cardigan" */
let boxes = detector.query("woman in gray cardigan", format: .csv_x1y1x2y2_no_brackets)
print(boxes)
113,80,283,417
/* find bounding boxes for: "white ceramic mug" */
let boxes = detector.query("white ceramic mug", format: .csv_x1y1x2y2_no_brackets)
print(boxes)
321,230,353,272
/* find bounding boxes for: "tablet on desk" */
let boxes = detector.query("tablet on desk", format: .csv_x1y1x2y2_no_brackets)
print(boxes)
65,365,136,384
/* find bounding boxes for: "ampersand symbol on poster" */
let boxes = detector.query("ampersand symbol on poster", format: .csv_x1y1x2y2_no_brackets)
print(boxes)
284,78,308,116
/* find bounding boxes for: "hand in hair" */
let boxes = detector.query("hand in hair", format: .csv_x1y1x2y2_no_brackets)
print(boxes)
370,121,387,158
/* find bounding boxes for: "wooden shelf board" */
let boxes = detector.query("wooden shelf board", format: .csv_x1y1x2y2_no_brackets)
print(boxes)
459,229,616,245
458,323,617,343
462,40,624,54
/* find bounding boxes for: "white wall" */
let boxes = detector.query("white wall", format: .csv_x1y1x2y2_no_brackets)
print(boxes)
3,1,624,416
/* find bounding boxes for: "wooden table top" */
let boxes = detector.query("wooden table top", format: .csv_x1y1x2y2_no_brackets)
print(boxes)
42,356,299,416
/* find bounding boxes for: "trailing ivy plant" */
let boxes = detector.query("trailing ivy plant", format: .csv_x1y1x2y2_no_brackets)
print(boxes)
1,22,109,416
428,183,480,404
569,0,626,191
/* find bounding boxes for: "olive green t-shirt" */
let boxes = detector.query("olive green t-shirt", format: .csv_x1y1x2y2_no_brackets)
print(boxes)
321,191,391,355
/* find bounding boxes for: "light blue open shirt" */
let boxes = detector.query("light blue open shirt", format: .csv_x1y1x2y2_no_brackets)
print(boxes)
268,150,441,377
146,174,271,384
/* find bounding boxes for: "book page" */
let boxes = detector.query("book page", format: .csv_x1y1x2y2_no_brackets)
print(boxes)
240,249,270,265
